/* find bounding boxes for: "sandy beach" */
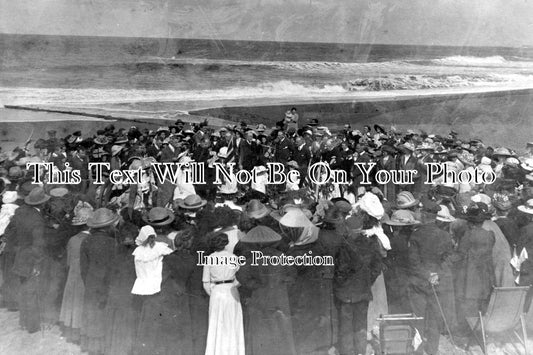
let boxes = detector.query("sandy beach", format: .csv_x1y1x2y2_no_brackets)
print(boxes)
2,85,532,152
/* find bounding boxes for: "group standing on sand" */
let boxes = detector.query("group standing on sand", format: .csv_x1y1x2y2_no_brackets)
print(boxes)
0,108,532,355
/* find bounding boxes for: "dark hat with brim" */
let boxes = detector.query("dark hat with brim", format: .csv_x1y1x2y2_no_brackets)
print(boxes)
24,187,50,206
177,194,207,210
87,208,119,228
142,207,175,226
240,226,282,243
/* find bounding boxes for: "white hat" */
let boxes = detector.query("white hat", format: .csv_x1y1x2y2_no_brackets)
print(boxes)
480,156,491,165
436,205,456,223
2,191,18,204
518,199,533,215
218,147,229,158
358,192,384,220
136,225,157,246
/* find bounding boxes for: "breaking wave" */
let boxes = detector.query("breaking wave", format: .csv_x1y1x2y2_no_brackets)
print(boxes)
431,55,533,67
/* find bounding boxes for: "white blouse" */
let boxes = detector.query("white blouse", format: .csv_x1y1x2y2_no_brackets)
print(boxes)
131,241,173,295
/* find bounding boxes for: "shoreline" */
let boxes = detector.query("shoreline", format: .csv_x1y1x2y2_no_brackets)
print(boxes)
1,85,532,151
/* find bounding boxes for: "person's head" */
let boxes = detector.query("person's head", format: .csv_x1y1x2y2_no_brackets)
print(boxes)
224,130,233,141
295,136,304,146
277,130,285,141
173,228,194,251
291,107,297,114
364,125,371,133
200,137,211,149
77,146,87,158
208,233,229,253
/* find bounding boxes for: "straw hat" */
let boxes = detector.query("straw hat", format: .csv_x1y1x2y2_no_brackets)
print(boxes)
24,187,50,206
384,210,420,226
111,145,124,156
493,147,512,156
518,199,533,215
142,207,175,226
49,187,69,198
177,194,207,210
245,199,271,219
72,206,95,226
277,207,309,227
240,226,282,243
396,191,419,209
86,208,119,228
436,205,456,223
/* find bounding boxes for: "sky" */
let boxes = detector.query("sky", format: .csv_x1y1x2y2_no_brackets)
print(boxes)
1,0,533,47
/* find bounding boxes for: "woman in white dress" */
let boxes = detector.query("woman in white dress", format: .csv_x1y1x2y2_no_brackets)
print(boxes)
203,233,245,355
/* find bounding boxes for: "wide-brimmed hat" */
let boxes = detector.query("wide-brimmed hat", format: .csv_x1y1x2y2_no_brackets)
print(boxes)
521,158,533,172
177,194,207,210
114,135,128,144
142,207,175,226
111,145,124,156
385,210,420,226
94,135,110,145
400,142,416,152
245,199,271,219
436,205,456,223
86,208,119,228
72,205,95,226
518,199,533,215
49,187,69,198
240,226,282,243
24,187,50,206
396,191,419,209
493,147,512,156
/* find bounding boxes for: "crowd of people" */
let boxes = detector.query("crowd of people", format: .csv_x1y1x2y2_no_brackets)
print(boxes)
0,109,532,355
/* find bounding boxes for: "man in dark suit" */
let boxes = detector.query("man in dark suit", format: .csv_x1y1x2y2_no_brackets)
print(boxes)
274,131,293,165
67,146,89,194
239,130,258,171
293,136,311,186
397,142,421,196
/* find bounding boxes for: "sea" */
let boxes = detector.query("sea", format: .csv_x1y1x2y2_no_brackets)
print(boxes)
1,33,533,110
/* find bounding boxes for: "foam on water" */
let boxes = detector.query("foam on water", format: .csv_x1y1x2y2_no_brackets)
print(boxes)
432,55,533,67
0,81,349,107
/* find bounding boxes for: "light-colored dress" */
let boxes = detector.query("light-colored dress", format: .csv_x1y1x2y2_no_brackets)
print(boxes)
131,241,173,295
60,231,90,329
203,250,245,355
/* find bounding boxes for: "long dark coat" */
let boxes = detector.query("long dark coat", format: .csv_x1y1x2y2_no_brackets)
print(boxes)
383,226,413,314
9,205,48,333
104,243,138,355
286,239,335,354
455,225,495,302
80,230,115,354
333,232,383,304
237,245,297,355
134,251,196,355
